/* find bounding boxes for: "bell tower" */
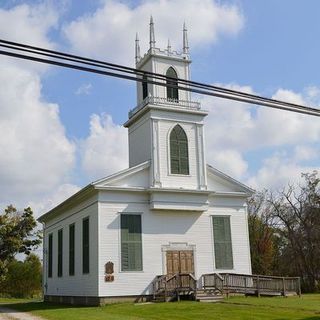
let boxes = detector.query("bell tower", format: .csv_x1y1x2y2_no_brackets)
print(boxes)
124,17,208,191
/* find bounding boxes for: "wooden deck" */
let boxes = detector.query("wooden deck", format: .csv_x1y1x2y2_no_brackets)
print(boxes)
151,272,301,302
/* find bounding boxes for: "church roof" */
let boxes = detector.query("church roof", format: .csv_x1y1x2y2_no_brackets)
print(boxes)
38,161,253,223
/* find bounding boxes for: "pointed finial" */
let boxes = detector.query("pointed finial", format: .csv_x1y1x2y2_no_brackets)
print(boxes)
183,21,189,54
135,32,141,63
149,15,156,49
167,39,171,54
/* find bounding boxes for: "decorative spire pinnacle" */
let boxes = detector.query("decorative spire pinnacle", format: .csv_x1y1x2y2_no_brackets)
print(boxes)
149,15,156,49
135,33,141,63
167,39,171,53
183,22,189,54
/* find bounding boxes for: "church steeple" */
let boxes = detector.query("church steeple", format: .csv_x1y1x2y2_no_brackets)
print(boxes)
167,39,171,54
125,18,207,191
183,22,189,54
135,33,141,64
133,18,192,107
149,16,156,50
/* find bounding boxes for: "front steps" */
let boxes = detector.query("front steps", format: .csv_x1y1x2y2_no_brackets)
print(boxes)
196,289,224,303
152,289,224,303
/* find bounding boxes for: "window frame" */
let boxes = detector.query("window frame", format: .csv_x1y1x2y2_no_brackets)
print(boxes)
142,74,148,100
120,213,143,272
48,233,53,278
166,67,179,101
212,215,234,270
82,217,90,274
57,229,63,277
169,124,190,175
69,223,75,276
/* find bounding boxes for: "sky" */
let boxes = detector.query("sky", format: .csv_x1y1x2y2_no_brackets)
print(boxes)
1,0,320,218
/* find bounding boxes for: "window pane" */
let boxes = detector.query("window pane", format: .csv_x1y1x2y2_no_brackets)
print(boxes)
213,216,233,269
69,224,75,276
121,214,142,271
170,125,189,175
58,229,63,277
48,233,53,278
83,218,89,274
166,67,179,100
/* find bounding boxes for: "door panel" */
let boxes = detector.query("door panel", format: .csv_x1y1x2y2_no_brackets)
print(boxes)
166,250,194,276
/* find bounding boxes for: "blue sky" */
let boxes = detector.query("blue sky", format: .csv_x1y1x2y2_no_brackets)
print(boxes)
0,0,320,216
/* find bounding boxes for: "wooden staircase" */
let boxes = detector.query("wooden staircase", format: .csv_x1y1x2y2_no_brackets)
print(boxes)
195,289,224,303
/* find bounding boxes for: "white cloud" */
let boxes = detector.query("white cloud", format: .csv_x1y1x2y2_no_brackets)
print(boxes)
0,3,75,209
81,113,128,180
0,4,58,47
247,152,318,190
202,84,320,189
0,62,75,204
75,83,92,95
0,3,59,74
28,183,80,218
293,145,318,162
208,149,248,180
63,0,244,65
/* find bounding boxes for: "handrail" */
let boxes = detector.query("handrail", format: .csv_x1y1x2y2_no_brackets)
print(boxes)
152,273,198,301
200,273,301,297
129,95,201,118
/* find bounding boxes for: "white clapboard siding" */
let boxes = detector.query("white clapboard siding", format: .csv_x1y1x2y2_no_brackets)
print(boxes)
97,191,251,297
43,197,99,297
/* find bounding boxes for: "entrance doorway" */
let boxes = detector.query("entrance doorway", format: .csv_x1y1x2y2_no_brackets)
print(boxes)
166,250,194,276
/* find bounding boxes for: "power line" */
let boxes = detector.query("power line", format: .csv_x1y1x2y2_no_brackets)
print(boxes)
0,38,320,117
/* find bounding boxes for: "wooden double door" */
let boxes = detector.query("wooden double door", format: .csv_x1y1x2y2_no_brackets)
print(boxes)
166,250,194,276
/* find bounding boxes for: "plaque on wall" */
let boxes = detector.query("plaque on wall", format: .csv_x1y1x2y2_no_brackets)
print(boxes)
105,261,114,282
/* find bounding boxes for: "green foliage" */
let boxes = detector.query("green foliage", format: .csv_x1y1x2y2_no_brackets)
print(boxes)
248,192,278,275
0,205,41,281
248,171,320,292
0,254,42,298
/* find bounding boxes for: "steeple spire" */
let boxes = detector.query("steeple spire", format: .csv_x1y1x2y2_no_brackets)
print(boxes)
167,39,171,54
149,16,156,49
183,22,189,54
135,33,141,63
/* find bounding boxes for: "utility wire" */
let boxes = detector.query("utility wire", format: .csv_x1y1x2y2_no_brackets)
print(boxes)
0,38,319,117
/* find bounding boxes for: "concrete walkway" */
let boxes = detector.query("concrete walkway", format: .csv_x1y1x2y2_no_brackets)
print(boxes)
0,306,45,320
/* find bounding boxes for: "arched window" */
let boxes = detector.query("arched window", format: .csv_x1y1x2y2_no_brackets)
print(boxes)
170,125,189,175
142,74,148,100
166,67,179,101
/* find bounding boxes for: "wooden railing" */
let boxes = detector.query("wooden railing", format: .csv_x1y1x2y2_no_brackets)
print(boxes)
152,273,197,301
201,273,224,294
201,273,301,297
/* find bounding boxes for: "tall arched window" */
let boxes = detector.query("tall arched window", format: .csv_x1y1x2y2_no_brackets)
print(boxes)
170,125,189,175
166,67,179,101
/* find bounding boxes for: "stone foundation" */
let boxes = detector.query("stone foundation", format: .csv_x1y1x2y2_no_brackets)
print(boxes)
44,294,152,306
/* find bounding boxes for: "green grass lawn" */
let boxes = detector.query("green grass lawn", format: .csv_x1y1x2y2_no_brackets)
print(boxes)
1,295,320,320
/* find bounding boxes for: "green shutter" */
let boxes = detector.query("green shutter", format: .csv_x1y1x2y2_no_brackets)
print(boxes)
69,224,75,276
48,233,53,278
83,218,89,274
212,216,234,269
121,214,142,271
170,125,189,175
57,229,63,277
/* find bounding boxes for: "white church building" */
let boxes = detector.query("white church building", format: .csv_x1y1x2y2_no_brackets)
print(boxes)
39,18,253,305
